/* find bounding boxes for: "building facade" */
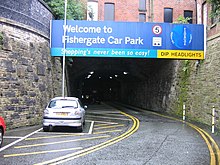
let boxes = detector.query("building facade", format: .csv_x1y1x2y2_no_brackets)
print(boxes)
87,0,219,37
86,0,220,128
87,0,197,23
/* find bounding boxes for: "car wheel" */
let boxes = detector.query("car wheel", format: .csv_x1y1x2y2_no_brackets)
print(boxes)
0,128,3,148
43,126,49,132
77,124,83,132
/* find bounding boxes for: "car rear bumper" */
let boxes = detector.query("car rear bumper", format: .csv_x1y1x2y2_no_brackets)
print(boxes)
43,117,82,127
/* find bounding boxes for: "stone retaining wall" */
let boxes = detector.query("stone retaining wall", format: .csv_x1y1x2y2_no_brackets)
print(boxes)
184,33,220,127
0,0,51,36
0,2,62,129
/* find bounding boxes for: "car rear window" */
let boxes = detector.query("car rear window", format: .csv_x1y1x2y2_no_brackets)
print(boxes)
48,99,78,108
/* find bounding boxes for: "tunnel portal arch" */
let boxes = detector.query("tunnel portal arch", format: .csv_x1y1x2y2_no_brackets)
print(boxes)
67,57,178,112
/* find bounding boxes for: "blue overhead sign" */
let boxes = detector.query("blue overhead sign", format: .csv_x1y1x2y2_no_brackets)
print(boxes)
50,20,205,59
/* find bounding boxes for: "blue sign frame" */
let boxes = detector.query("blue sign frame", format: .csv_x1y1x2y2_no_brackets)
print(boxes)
50,20,205,59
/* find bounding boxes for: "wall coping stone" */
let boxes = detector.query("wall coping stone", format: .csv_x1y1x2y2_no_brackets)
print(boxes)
207,31,220,42
0,17,49,40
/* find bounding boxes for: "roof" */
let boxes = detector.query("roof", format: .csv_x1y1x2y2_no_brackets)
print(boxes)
50,97,79,101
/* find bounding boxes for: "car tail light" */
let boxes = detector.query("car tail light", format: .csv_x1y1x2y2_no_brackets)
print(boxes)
74,111,81,115
44,109,49,115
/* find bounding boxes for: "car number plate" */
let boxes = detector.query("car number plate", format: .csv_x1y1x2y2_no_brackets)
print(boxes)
56,112,68,116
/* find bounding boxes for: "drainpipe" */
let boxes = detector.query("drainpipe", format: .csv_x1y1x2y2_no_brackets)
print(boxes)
148,0,151,22
148,0,154,22
195,0,197,24
151,0,154,22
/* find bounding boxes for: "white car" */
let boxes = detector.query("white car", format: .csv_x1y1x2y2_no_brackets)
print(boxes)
43,97,86,132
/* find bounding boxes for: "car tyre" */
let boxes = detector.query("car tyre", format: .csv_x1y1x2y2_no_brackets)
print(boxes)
43,126,49,132
0,128,3,148
77,124,83,132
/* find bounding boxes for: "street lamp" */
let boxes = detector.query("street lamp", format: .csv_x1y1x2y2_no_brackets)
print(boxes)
62,0,68,97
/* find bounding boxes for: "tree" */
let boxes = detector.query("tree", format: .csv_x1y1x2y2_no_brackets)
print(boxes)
208,0,220,18
174,15,191,24
44,0,86,20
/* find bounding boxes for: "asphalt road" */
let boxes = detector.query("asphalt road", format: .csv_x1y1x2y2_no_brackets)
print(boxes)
0,103,211,165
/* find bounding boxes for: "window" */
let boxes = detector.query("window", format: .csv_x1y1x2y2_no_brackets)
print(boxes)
164,8,173,23
87,1,98,21
139,13,146,22
184,10,193,24
139,0,146,11
104,3,115,21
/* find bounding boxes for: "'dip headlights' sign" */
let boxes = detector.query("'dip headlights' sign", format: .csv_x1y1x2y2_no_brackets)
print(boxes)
50,20,205,59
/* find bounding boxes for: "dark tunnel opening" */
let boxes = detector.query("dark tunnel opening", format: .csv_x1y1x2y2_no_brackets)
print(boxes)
67,57,177,112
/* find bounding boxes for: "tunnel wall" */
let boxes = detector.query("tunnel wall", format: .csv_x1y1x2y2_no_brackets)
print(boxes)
120,60,179,112
0,1,63,129
121,33,220,129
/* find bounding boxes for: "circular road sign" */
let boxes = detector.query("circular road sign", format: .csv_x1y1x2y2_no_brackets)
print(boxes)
152,25,162,35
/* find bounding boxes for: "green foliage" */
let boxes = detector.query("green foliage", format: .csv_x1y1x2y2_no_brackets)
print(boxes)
0,32,3,49
173,16,192,116
44,0,86,20
176,60,190,116
208,0,220,18
174,15,191,24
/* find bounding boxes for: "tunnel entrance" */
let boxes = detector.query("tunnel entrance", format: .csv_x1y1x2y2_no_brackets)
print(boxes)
67,57,177,112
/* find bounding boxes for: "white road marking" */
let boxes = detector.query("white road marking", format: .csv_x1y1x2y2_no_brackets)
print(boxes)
4,147,83,157
88,121,94,134
0,128,42,152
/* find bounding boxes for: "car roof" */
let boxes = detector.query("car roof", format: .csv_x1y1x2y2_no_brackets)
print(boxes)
51,97,79,101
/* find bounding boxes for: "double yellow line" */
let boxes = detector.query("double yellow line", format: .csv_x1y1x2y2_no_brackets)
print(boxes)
35,111,140,165
150,111,220,165
187,123,220,165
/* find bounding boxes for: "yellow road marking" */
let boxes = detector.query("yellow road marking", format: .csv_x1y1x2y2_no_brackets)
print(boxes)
87,111,121,114
93,129,122,135
15,135,110,149
26,134,82,141
94,123,118,127
37,132,85,135
88,115,131,121
199,128,220,165
94,124,124,130
87,114,126,117
148,111,219,165
189,123,220,165
187,123,216,165
86,120,118,124
4,147,83,158
34,111,140,165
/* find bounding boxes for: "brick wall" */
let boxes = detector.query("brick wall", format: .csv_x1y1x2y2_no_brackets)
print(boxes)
153,0,196,23
98,0,196,23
